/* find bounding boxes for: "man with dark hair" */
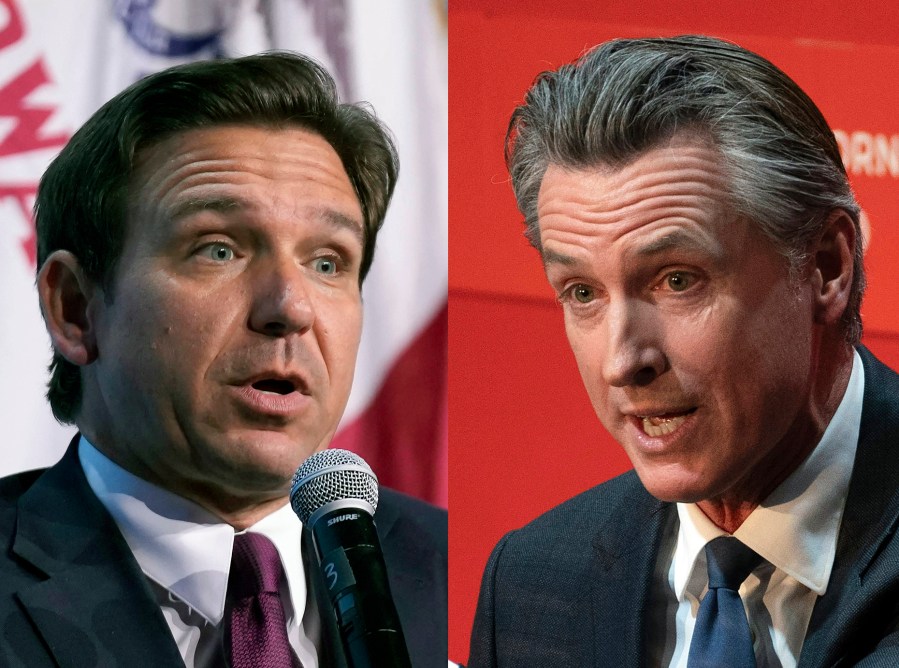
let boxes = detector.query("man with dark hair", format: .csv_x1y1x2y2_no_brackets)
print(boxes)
0,53,446,667
469,36,899,667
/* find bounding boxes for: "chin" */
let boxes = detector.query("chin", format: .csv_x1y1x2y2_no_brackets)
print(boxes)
633,467,712,504
201,443,296,485
204,425,332,482
218,465,294,499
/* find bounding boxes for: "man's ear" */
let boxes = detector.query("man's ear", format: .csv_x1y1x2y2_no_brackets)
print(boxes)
37,250,101,366
811,209,856,327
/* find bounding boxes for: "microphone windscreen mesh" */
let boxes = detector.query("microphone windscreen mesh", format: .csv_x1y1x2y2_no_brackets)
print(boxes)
290,448,379,523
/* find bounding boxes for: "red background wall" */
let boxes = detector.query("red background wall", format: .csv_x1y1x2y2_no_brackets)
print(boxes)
448,1,899,663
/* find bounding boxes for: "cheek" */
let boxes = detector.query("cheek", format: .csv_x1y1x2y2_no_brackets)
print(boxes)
157,282,243,340
320,300,363,374
735,285,813,374
111,289,223,380
663,289,790,376
564,329,611,413
695,307,811,429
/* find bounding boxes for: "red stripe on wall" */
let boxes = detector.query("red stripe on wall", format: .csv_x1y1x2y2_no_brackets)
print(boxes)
332,302,448,507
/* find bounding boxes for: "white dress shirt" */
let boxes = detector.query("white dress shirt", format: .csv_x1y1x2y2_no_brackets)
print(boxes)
654,350,864,668
78,437,320,667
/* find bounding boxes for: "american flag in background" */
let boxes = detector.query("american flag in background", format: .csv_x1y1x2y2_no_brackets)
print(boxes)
0,0,447,507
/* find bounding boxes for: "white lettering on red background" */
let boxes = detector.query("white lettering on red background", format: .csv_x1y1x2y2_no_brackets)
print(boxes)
835,129,899,178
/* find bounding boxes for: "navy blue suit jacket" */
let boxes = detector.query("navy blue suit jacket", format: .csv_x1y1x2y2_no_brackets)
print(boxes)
0,440,447,667
469,348,899,667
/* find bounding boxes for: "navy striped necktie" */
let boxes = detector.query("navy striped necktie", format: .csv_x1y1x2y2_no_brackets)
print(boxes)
687,536,764,668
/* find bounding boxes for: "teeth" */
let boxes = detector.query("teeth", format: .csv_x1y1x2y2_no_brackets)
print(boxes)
640,414,688,437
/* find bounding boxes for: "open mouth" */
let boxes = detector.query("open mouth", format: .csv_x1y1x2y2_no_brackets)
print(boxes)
638,408,697,437
251,379,297,395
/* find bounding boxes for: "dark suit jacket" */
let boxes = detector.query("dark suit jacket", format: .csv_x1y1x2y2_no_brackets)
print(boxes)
469,348,899,667
0,440,447,667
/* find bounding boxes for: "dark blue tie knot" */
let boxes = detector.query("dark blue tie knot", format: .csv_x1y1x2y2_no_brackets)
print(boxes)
705,536,763,590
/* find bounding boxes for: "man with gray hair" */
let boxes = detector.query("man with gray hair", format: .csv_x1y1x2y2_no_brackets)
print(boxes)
469,35,899,667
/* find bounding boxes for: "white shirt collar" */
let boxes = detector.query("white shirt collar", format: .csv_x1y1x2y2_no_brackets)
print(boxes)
78,436,307,626
674,349,864,598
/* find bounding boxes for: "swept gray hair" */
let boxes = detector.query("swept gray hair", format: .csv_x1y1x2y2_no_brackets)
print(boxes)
506,35,864,344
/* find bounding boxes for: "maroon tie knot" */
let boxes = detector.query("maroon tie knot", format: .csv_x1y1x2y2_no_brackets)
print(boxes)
230,532,284,597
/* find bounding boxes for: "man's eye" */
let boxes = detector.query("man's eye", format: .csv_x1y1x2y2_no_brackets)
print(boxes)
313,256,339,275
573,285,595,303
562,284,595,304
665,271,693,292
199,243,235,261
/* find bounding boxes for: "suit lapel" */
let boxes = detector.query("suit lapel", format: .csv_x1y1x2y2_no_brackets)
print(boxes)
588,475,672,668
12,440,184,668
800,348,899,666
374,493,446,665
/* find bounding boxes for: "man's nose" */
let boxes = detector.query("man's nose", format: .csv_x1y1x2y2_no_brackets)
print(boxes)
247,259,315,337
601,298,667,387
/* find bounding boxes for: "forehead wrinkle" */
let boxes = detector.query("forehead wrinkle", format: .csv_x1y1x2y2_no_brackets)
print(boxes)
538,141,729,213
132,127,355,206
132,161,253,220
570,173,730,231
540,201,722,251
603,169,728,216
135,142,248,183
606,141,725,185
539,171,732,256
539,173,728,231
136,155,361,226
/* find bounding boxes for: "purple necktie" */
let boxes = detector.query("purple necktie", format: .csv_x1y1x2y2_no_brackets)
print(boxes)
226,532,303,668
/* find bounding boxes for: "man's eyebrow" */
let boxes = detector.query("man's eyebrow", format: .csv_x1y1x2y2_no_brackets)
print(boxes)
168,197,364,245
635,231,712,257
169,196,245,221
541,230,717,268
541,247,577,267
320,209,365,246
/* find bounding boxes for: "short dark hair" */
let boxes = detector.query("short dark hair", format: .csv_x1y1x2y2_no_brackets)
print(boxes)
506,35,863,344
36,52,399,423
